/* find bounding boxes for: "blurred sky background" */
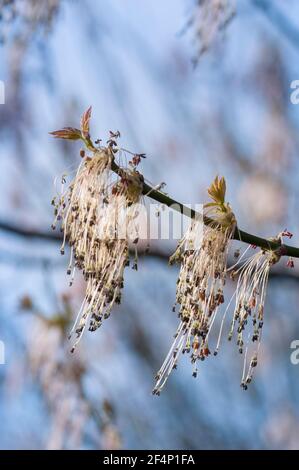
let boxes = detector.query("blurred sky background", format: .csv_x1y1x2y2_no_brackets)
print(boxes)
1,0,299,450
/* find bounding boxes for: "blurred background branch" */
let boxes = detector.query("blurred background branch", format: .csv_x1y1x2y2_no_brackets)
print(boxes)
252,0,299,50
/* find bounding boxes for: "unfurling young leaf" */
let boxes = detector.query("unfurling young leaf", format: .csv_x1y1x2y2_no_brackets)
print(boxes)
49,127,82,141
207,175,226,204
80,106,92,138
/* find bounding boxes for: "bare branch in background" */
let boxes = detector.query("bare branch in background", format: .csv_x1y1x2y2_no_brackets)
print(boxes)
252,0,299,51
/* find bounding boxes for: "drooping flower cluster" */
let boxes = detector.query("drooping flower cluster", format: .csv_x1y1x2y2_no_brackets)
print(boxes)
229,247,281,389
153,177,237,394
50,108,291,393
192,0,235,60
51,108,144,350
152,177,294,394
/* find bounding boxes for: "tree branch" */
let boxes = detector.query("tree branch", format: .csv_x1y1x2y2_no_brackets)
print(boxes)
1,158,299,260
111,160,299,258
0,221,61,242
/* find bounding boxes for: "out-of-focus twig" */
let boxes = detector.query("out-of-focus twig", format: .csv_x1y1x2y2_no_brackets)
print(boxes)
0,219,298,281
252,0,299,50
0,220,61,241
